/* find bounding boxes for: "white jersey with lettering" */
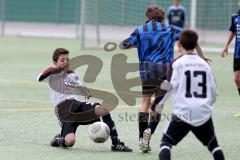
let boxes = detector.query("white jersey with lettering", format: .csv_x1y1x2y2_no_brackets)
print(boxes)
38,67,80,106
161,53,217,126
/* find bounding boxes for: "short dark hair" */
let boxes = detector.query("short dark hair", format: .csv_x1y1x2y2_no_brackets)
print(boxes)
179,30,198,50
146,4,165,22
52,48,69,62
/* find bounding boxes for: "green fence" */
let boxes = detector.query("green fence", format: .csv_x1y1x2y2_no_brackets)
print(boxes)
1,0,238,30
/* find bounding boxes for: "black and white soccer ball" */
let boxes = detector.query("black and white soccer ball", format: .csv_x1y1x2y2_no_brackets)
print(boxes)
88,122,110,143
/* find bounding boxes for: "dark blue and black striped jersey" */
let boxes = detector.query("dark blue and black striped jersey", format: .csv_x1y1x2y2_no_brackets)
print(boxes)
167,5,187,28
121,21,182,80
229,11,240,59
125,21,182,63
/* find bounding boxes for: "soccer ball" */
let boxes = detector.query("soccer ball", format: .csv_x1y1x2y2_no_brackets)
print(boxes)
88,122,110,143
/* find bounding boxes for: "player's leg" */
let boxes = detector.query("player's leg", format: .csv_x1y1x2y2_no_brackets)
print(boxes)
234,70,240,117
139,95,151,138
142,77,168,152
233,60,240,117
233,58,240,95
141,94,163,153
159,115,190,160
52,99,98,148
145,66,169,136
138,94,152,152
147,92,166,134
93,104,133,152
56,99,132,151
234,71,240,95
51,122,78,148
191,118,225,160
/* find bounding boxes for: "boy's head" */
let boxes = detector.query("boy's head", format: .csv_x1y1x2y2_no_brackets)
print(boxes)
178,30,198,52
52,48,69,69
173,0,181,6
146,4,165,22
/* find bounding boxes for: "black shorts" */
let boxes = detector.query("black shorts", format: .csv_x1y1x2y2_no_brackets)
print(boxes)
162,115,216,146
234,58,240,72
141,76,167,96
140,62,169,96
56,99,101,137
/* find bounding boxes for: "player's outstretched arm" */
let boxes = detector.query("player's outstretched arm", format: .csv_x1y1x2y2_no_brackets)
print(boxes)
221,32,235,58
120,29,138,50
38,61,69,82
38,67,63,82
119,38,136,49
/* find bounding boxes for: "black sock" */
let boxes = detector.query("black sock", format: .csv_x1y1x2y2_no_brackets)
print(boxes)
212,150,225,160
148,114,161,134
238,88,240,95
138,112,149,139
102,113,119,145
208,138,225,160
159,147,171,160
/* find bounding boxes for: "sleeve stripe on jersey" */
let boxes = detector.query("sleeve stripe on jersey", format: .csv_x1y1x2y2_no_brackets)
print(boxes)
161,23,166,31
143,24,148,32
152,21,157,32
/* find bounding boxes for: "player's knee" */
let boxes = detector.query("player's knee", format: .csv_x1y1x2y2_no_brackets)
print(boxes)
95,105,109,117
64,134,75,147
234,78,240,86
207,137,219,152
140,97,151,112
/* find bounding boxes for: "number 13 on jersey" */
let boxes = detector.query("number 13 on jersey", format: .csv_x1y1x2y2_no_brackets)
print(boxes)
185,70,207,98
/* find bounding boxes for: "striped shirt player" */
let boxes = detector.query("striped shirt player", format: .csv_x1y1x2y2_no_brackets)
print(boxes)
120,4,183,153
221,6,240,96
167,1,187,28
38,48,132,152
229,11,240,65
158,30,225,160
122,20,182,95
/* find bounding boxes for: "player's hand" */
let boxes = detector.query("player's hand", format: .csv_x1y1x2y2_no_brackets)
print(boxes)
221,47,228,58
148,108,159,117
59,62,69,71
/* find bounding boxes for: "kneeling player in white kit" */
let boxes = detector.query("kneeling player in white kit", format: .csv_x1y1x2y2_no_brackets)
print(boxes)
154,30,225,160
38,48,132,152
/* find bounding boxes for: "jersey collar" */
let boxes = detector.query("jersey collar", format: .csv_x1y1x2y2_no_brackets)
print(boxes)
185,52,196,55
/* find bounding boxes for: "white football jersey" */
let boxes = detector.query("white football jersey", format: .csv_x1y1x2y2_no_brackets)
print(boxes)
38,68,78,106
164,54,217,126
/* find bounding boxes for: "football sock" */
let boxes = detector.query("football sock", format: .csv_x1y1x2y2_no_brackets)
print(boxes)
212,149,225,160
102,113,119,144
138,112,149,139
238,88,240,95
159,142,172,160
208,138,225,160
159,148,171,160
148,114,161,134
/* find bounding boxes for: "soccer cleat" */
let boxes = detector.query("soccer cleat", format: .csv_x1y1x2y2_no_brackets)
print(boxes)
139,138,151,153
50,134,62,147
140,128,152,153
111,141,133,152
